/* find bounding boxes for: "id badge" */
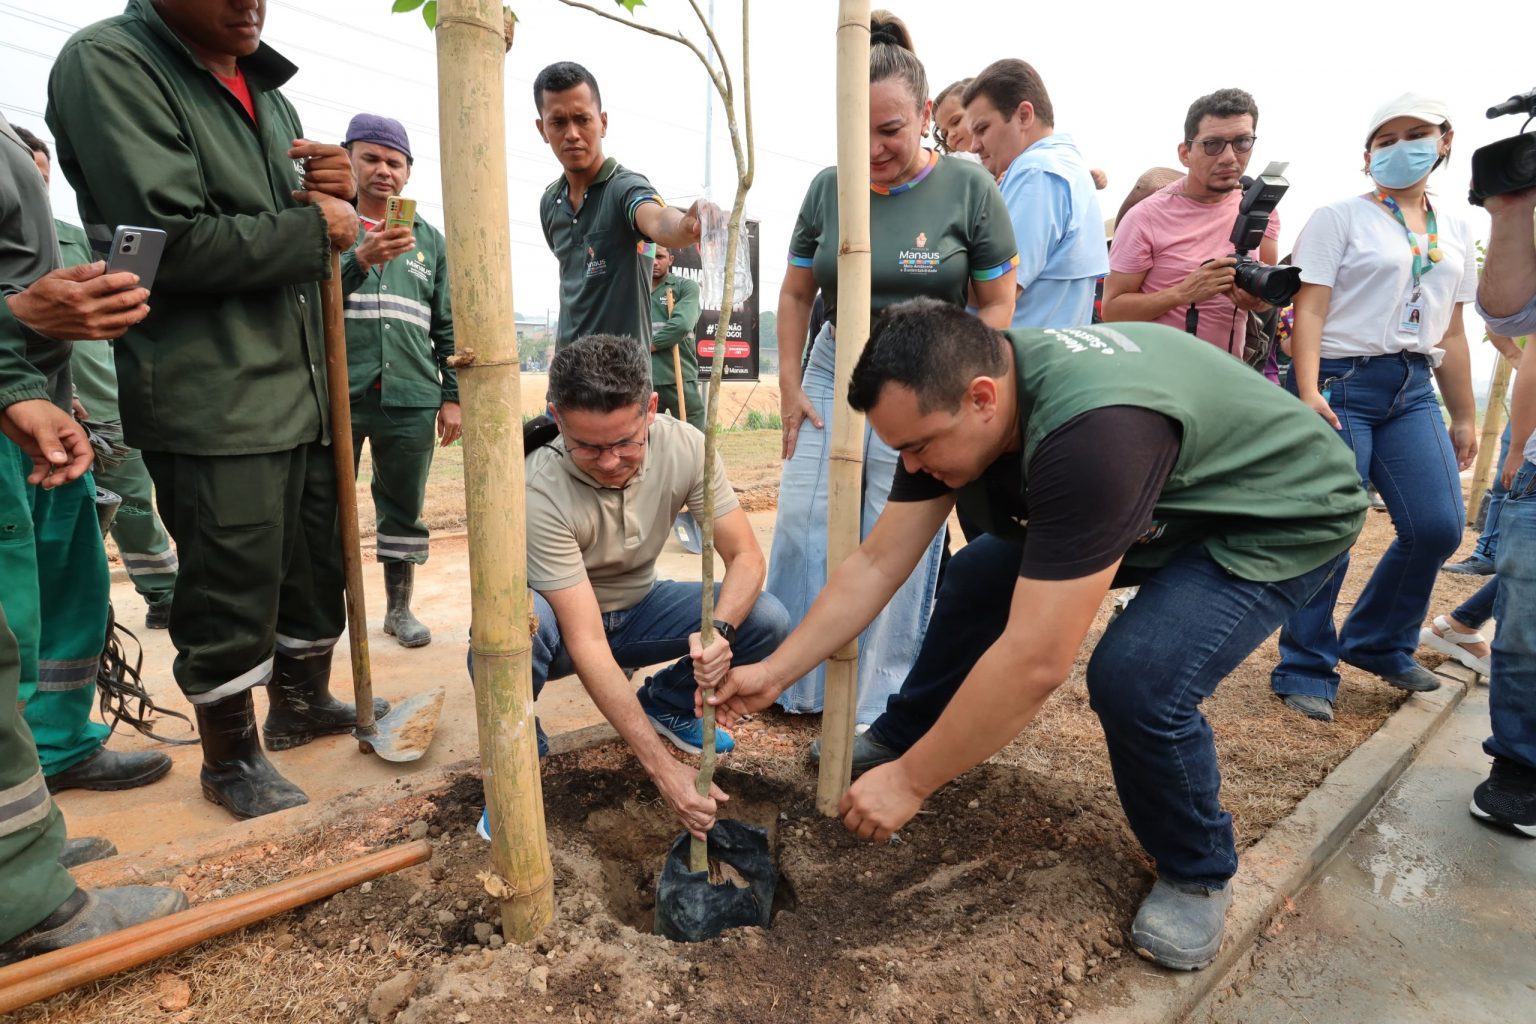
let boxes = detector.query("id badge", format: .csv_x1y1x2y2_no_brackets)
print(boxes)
1399,300,1424,334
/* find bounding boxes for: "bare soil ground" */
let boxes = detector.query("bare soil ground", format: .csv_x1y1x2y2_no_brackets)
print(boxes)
24,497,1492,1024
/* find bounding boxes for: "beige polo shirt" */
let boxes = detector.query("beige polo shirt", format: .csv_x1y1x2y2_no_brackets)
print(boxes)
526,414,740,611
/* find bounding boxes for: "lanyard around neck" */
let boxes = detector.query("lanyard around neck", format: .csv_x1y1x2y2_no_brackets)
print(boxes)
1373,190,1442,293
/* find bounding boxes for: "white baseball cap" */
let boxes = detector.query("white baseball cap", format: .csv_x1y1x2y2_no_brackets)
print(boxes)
1365,93,1452,146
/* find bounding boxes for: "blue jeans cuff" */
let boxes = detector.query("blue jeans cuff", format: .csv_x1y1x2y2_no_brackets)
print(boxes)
1270,672,1338,701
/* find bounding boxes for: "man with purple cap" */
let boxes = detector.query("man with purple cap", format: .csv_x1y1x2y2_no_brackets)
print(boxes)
338,113,457,649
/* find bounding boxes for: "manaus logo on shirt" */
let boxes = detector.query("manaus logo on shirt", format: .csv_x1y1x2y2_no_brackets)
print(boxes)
899,230,941,275
407,248,432,283
585,244,608,279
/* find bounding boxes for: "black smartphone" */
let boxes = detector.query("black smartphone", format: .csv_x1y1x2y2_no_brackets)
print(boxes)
105,225,167,292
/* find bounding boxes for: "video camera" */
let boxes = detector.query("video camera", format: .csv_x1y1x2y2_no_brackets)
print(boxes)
1470,88,1536,207
1226,163,1302,305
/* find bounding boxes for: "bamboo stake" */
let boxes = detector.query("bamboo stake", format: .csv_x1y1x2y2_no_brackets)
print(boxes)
1469,350,1516,520
668,286,687,422
0,840,431,1013
436,0,554,942
815,0,872,817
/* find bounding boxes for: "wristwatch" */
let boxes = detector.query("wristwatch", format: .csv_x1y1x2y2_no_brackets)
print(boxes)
711,619,737,646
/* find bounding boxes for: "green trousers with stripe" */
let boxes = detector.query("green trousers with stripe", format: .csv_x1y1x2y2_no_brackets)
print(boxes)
92,446,176,609
350,390,437,565
0,441,111,777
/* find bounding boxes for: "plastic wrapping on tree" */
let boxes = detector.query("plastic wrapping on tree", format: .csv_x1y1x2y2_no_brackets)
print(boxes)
654,820,775,943
696,202,753,311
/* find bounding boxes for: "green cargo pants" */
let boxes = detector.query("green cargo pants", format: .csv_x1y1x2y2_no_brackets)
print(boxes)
0,485,77,944
92,446,176,609
350,389,437,565
142,441,346,703
652,369,706,434
0,442,111,776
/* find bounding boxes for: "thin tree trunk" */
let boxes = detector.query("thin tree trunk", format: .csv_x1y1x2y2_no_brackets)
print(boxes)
815,0,871,817
1469,354,1515,521
436,0,553,941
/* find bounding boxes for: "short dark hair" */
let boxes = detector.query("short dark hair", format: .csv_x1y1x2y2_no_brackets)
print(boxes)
548,334,651,414
534,61,602,116
869,10,927,113
13,125,48,159
1183,88,1259,142
963,59,1054,128
848,298,1009,415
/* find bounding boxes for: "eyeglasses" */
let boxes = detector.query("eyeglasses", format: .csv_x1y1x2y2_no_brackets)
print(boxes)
561,416,648,461
1187,135,1257,156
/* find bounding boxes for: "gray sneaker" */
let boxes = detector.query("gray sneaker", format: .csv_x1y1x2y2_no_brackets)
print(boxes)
1282,694,1334,722
1375,664,1442,693
1131,877,1233,971
808,730,901,773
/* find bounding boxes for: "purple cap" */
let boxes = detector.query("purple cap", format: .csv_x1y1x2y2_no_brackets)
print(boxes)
343,113,411,161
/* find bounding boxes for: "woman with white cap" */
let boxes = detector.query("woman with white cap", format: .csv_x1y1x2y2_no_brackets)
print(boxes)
1269,93,1479,722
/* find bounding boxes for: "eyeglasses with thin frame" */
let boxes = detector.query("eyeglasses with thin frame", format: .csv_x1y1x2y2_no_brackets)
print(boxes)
1186,135,1257,156
559,413,648,461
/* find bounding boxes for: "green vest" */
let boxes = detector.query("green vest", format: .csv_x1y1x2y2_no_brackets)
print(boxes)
956,323,1367,583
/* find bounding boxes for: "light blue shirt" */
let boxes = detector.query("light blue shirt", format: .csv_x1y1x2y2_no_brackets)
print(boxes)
998,133,1109,329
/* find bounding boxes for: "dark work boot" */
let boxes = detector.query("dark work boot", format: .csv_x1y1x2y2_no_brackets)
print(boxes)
144,597,171,630
196,689,308,820
0,886,188,965
382,562,432,648
59,837,118,869
45,746,172,793
262,649,390,752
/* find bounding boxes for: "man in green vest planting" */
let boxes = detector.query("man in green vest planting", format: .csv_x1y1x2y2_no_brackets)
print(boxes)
339,114,458,649
706,298,1367,971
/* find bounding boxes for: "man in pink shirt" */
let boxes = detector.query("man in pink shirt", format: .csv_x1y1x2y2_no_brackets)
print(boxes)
1103,89,1280,357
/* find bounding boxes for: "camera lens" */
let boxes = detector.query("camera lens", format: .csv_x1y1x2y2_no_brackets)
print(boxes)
124,233,138,244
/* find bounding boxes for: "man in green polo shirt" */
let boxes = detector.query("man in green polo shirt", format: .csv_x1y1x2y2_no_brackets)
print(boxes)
16,126,179,632
534,61,715,351
706,299,1367,973
48,0,385,820
649,245,704,432
339,113,458,650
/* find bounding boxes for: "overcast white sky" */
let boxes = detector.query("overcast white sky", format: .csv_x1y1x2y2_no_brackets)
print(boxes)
2,0,1529,386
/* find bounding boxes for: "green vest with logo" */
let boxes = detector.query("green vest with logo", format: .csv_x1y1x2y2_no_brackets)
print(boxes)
956,323,1367,582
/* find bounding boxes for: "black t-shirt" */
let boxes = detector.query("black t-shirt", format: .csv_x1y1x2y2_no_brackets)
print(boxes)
889,406,1182,580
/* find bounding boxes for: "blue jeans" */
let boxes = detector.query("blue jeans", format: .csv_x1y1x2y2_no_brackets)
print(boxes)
765,323,944,723
467,581,790,755
1273,354,1464,700
868,535,1341,887
1474,420,1514,561
1454,577,1500,629
1488,460,1536,771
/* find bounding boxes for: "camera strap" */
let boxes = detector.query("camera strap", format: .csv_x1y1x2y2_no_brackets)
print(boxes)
1373,191,1442,297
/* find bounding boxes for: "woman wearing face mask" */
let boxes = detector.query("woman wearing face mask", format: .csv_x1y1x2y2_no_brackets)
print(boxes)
768,11,1018,726
1270,93,1478,722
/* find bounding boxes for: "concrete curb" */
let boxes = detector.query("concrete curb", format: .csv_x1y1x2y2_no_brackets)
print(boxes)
1075,661,1477,1024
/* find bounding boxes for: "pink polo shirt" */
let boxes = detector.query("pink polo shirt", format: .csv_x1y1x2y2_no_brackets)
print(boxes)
1109,179,1280,356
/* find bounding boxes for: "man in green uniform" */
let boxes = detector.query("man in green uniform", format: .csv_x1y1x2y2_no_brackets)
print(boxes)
708,299,1368,972
15,126,178,632
648,245,704,432
0,117,171,797
47,0,387,820
534,61,713,351
0,136,186,963
338,114,458,649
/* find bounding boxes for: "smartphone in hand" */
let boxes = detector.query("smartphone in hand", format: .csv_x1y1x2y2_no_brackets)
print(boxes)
385,196,416,229
105,226,167,292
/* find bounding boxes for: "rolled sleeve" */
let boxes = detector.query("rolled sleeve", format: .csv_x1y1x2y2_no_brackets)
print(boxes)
1477,293,1536,338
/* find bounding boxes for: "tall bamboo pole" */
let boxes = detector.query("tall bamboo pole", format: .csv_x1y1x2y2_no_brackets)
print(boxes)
436,0,553,942
815,0,871,816
1469,351,1516,520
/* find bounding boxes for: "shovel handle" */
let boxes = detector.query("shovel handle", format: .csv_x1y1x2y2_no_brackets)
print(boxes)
320,248,375,739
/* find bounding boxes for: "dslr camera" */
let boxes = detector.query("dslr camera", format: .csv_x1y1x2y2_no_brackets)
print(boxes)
1470,88,1536,206
1226,163,1302,305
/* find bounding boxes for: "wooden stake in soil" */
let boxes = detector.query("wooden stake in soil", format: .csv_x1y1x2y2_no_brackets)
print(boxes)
436,0,554,941
1468,346,1516,520
815,0,873,817
667,286,687,423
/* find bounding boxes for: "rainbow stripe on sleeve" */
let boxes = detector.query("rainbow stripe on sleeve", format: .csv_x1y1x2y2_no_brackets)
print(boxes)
787,253,814,268
971,254,1020,282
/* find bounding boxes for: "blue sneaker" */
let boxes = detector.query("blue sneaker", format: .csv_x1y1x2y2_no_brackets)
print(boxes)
642,702,735,756
477,806,491,842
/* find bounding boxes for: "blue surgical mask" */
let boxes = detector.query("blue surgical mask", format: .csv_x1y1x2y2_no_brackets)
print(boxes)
1368,137,1441,189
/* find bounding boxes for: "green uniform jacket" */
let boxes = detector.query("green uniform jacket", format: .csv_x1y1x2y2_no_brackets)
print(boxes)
0,302,49,410
0,115,68,411
45,0,333,456
957,323,1368,583
339,216,457,408
56,220,122,424
649,272,701,387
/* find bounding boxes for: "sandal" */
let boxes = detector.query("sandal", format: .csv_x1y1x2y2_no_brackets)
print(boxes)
1418,615,1490,677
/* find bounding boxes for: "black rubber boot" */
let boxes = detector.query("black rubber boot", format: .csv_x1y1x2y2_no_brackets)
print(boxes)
195,689,308,820
262,649,390,752
144,597,171,630
59,837,118,869
0,886,188,965
382,562,432,648
45,747,173,793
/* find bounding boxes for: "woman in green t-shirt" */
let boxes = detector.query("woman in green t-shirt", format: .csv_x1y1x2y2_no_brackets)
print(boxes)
766,11,1019,724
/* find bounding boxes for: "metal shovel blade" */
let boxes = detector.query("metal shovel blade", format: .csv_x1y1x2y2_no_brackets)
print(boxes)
354,686,445,762
673,510,703,554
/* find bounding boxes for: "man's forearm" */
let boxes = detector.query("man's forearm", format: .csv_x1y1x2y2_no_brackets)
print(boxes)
712,549,766,629
1479,205,1536,319
1510,355,1536,456
649,207,699,250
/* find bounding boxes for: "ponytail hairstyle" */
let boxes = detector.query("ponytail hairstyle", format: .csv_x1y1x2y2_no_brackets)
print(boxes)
870,10,927,113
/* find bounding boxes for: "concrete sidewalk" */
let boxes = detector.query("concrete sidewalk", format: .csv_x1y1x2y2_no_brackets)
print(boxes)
1190,683,1536,1024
